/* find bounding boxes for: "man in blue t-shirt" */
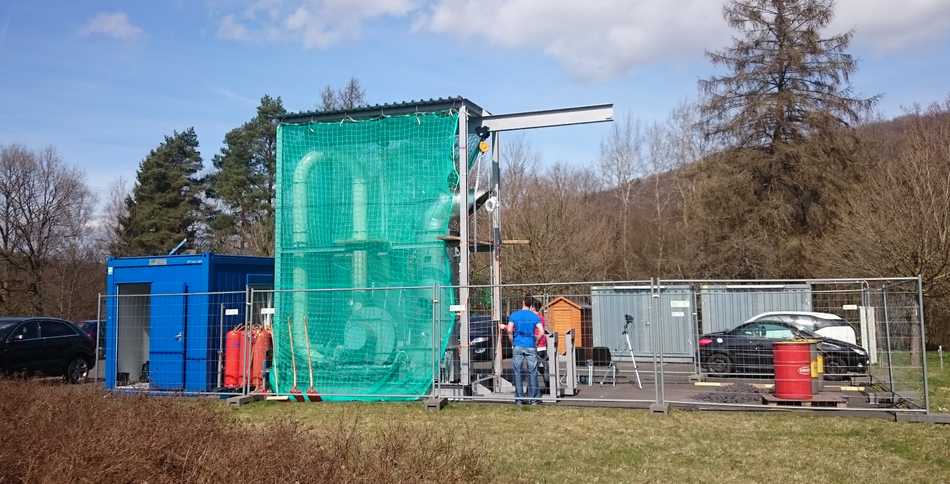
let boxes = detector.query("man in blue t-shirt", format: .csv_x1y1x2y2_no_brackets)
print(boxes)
507,295,544,405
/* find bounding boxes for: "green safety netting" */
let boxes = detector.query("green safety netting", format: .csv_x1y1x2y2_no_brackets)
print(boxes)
272,111,465,401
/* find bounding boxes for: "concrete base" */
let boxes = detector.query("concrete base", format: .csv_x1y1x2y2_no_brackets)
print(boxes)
226,394,266,408
849,375,872,385
649,403,671,416
895,413,950,424
424,397,448,411
689,373,706,382
866,391,919,406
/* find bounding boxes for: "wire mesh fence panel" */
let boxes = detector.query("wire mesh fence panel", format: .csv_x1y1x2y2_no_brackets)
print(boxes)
101,290,250,395
86,297,109,382
665,278,926,412
266,286,450,401
98,277,927,413
866,279,927,409
458,282,658,403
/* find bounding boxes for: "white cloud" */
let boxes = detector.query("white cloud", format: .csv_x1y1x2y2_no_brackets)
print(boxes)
217,0,418,49
211,1,950,80
832,0,950,54
217,14,250,41
413,0,727,82
78,12,146,42
214,88,259,106
412,0,950,82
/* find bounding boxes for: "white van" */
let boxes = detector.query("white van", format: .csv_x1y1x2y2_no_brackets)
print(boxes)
745,311,858,345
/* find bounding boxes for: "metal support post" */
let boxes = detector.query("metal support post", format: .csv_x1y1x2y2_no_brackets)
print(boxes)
650,279,670,416
458,105,471,387
917,275,930,413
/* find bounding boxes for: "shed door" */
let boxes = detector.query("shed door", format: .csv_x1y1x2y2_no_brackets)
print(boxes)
149,282,186,390
551,308,576,354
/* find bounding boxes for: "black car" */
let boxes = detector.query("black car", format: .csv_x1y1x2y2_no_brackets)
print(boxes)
698,319,868,379
75,319,106,360
0,317,96,383
467,315,511,362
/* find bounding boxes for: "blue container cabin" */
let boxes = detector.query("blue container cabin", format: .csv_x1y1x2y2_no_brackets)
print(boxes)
105,253,274,392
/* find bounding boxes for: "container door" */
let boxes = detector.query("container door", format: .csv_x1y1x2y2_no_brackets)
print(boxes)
149,282,186,390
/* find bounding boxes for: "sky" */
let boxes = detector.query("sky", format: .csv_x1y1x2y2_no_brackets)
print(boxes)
1,0,949,207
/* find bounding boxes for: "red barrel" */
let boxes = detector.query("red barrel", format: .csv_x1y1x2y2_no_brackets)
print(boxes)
224,328,246,388
773,340,816,399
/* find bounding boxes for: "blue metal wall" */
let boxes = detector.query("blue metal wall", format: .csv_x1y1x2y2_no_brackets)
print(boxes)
105,253,274,392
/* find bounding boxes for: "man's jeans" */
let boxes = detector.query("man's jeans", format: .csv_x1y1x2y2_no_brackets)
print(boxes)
512,346,540,404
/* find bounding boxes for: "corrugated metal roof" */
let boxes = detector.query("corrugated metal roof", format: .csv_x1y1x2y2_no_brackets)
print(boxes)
279,96,487,124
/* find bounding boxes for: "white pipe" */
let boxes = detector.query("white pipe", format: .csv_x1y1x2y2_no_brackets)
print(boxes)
352,175,367,289
291,151,324,320
290,150,369,318
292,151,324,249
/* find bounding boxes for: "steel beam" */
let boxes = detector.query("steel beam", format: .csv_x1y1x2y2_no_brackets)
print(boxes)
470,104,613,133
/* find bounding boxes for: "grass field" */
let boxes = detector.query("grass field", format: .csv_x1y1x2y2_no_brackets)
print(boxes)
234,400,950,483
928,350,950,411
1,351,949,483
232,351,950,482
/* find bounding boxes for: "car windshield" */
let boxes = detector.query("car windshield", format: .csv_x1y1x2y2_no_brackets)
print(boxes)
812,317,846,330
0,320,19,340
76,321,93,332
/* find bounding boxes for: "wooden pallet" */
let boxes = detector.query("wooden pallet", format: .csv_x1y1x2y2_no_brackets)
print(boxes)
762,393,847,408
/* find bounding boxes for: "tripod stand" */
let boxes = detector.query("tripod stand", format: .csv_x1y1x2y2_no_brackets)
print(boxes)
620,314,642,389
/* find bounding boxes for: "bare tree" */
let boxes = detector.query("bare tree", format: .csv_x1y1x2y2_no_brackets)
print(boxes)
598,110,647,278
338,77,366,109
636,120,677,275
821,98,950,347
0,145,95,315
320,85,337,111
659,101,720,276
319,77,367,110
99,177,131,256
500,134,541,210
503,161,611,286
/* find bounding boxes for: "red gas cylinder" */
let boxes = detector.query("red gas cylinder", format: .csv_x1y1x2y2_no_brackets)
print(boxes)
224,328,246,388
250,329,273,390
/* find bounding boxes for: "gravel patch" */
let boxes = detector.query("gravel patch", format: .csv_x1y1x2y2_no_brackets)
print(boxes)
690,383,766,404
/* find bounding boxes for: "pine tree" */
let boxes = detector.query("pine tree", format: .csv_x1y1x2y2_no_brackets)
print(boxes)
687,0,879,278
700,0,878,149
204,96,285,255
120,128,204,256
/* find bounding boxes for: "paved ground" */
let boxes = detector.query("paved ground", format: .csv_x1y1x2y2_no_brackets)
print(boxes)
465,358,901,418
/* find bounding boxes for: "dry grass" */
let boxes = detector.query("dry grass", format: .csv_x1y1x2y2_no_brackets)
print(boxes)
0,378,494,483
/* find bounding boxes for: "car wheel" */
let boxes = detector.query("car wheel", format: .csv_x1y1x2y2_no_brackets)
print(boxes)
65,357,89,384
707,353,732,375
823,357,847,381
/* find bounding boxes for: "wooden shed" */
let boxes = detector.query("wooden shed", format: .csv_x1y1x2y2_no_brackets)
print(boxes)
542,297,592,355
